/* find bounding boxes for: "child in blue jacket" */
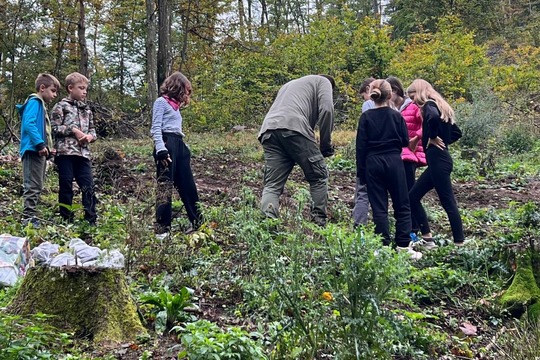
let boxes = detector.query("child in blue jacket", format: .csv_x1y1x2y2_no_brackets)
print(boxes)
17,73,61,226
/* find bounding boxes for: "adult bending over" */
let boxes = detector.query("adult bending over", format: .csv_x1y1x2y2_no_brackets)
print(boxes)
258,75,336,226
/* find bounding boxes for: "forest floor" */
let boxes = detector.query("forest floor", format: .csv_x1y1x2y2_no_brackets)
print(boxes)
1,130,539,359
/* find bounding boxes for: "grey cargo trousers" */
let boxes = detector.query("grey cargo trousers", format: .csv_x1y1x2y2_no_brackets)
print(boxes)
260,129,329,223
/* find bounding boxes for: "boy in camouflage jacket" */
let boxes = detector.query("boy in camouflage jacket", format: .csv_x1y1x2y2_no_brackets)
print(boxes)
51,72,97,224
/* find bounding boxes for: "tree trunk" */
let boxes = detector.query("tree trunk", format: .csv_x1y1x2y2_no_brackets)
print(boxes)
157,0,170,87
146,0,158,107
238,0,246,41
8,267,146,344
179,0,193,70
78,0,89,77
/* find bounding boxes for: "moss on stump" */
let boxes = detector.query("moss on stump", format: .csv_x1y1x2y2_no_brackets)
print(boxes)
500,252,540,319
7,266,146,344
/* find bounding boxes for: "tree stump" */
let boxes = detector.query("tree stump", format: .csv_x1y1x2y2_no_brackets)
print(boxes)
500,250,540,322
7,266,146,344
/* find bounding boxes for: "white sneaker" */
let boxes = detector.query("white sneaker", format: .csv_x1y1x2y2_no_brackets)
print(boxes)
454,239,472,247
396,243,423,260
156,232,169,241
414,238,438,250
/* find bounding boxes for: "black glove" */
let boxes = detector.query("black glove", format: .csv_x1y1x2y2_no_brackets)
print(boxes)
321,146,335,158
156,149,169,161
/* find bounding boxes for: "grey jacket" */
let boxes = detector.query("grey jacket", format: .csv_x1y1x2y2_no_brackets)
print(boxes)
258,75,334,154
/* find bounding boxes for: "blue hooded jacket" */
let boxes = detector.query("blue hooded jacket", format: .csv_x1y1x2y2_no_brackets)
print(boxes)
17,94,51,157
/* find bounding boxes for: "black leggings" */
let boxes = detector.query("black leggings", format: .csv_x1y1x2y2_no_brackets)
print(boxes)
403,161,419,233
154,133,202,228
366,153,411,247
409,147,464,243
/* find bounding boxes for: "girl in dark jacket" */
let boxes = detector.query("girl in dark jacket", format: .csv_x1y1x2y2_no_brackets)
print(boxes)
356,79,422,260
407,79,465,246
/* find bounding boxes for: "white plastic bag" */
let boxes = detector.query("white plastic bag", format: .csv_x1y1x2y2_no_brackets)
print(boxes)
49,253,76,267
31,242,60,265
0,234,31,286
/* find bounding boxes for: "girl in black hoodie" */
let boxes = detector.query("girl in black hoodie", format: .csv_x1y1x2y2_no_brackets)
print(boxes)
356,79,422,260
407,79,465,246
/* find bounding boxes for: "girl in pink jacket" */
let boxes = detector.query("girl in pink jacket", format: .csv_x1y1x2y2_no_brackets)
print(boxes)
387,77,429,245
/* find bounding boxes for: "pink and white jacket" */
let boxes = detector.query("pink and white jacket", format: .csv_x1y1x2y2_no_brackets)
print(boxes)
400,99,426,166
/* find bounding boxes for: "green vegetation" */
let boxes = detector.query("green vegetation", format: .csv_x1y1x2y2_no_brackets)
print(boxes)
175,320,267,360
1,127,540,357
1,1,540,357
140,287,198,334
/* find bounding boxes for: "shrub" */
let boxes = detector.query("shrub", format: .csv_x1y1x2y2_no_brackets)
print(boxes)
175,320,267,360
454,86,506,148
501,124,537,154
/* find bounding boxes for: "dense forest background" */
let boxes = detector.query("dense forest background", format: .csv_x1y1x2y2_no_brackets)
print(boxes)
1,0,539,139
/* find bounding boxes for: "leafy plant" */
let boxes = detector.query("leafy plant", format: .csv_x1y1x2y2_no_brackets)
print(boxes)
174,320,267,360
139,286,198,334
0,313,72,359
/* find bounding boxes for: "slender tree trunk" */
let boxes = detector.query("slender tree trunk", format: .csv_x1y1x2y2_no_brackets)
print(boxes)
179,0,193,70
78,0,89,76
157,0,170,87
146,0,158,106
238,0,245,41
247,0,253,41
315,0,323,18
119,28,125,101
260,0,268,27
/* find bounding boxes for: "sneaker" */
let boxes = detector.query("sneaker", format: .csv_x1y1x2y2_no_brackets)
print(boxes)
184,226,196,235
396,243,423,260
156,232,169,241
454,239,471,247
312,217,327,227
22,218,40,228
414,238,438,250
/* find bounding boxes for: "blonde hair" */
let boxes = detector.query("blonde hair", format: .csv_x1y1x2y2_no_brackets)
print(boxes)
369,79,392,105
65,72,89,91
35,73,61,92
407,79,454,123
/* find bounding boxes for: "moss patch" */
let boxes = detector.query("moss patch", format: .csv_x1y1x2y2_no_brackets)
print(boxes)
500,252,540,317
7,266,146,344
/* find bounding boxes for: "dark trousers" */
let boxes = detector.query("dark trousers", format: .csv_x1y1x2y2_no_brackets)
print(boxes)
366,153,411,247
409,147,464,243
260,130,328,221
155,133,202,229
403,161,420,233
55,155,97,223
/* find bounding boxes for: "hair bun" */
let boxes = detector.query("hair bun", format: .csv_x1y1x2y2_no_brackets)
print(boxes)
370,88,381,100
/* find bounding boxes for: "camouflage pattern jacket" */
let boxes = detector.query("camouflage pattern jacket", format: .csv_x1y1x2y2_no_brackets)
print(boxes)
51,98,96,159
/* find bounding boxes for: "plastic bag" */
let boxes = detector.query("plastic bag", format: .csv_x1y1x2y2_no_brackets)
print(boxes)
31,242,60,265
49,253,77,267
96,249,124,269
68,238,102,264
0,234,31,286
